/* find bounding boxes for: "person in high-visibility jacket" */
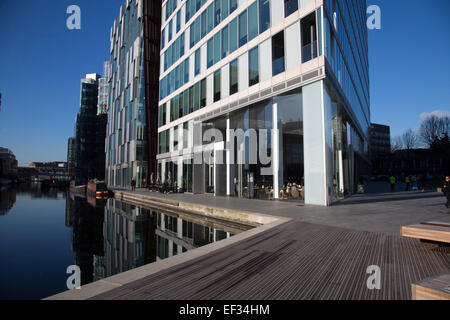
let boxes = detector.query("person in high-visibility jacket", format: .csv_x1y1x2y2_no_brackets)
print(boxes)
389,175,396,192
405,176,411,191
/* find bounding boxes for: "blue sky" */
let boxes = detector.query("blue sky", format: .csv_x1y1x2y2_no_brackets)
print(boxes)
0,0,449,166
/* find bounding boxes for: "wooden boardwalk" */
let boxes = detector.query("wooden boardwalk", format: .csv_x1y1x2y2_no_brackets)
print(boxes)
90,221,450,300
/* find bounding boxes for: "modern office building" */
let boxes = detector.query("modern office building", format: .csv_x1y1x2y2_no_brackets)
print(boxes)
157,0,370,206
97,62,111,116
369,123,390,157
74,73,107,182
105,0,162,189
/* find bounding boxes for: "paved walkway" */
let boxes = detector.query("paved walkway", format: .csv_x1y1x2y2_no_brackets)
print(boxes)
118,188,450,234
90,220,450,300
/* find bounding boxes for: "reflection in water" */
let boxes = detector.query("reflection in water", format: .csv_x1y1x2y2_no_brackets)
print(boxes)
65,195,240,286
0,184,245,296
0,188,16,216
65,194,105,285
0,183,67,216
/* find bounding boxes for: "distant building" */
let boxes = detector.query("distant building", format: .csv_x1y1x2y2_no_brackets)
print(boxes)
369,123,391,168
67,137,77,177
0,147,18,178
73,73,107,182
29,162,68,175
372,148,448,178
97,62,110,116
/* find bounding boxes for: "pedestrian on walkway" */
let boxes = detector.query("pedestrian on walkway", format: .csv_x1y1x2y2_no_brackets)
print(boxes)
131,178,136,191
405,175,411,191
389,175,396,192
443,176,450,209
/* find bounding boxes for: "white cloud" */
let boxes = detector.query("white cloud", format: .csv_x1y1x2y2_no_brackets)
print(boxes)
420,110,450,121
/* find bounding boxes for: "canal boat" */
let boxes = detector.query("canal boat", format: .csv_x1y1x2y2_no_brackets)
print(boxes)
87,179,109,198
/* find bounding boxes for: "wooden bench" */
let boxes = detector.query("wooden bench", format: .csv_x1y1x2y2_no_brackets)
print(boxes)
400,221,450,247
412,274,450,300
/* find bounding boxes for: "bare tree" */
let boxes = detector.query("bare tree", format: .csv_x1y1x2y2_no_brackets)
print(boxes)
391,136,403,152
401,129,419,150
420,115,450,147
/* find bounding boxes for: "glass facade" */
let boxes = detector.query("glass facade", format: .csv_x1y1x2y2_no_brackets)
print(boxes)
106,0,161,188
157,0,370,205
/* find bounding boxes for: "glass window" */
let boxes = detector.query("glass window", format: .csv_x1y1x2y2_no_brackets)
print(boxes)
248,2,258,41
201,79,207,107
221,0,229,20
183,90,189,115
189,86,194,113
214,70,221,102
170,99,175,121
230,0,238,13
229,17,238,53
159,104,166,127
301,12,318,63
259,0,270,33
184,58,189,83
186,0,191,22
214,0,221,27
167,44,172,68
195,16,201,43
174,96,179,120
229,59,238,95
249,46,259,86
238,10,247,47
194,49,200,76
168,21,173,42
190,0,196,17
175,64,180,88
207,38,214,68
189,25,195,48
201,10,207,38
180,33,185,57
221,25,229,58
179,94,184,118
196,0,201,11
176,10,181,33
207,3,214,32
214,33,221,64
194,82,200,111
180,61,185,86
284,0,298,17
272,31,285,75
161,29,165,50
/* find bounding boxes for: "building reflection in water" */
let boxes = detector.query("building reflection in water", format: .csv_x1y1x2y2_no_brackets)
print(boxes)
65,193,105,285
66,194,241,286
0,187,16,215
0,183,67,216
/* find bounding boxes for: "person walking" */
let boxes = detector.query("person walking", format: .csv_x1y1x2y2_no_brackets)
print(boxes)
443,176,450,209
131,178,136,191
389,175,396,192
405,175,411,191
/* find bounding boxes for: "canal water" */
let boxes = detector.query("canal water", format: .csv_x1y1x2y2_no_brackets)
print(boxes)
0,183,246,300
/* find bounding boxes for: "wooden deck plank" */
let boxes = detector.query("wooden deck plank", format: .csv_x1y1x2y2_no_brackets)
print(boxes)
90,221,450,300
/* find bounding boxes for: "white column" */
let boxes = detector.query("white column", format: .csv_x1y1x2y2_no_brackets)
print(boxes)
177,218,183,238
226,117,231,196
272,103,279,199
303,80,328,206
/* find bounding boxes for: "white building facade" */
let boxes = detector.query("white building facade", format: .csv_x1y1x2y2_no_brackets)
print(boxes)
157,0,370,206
